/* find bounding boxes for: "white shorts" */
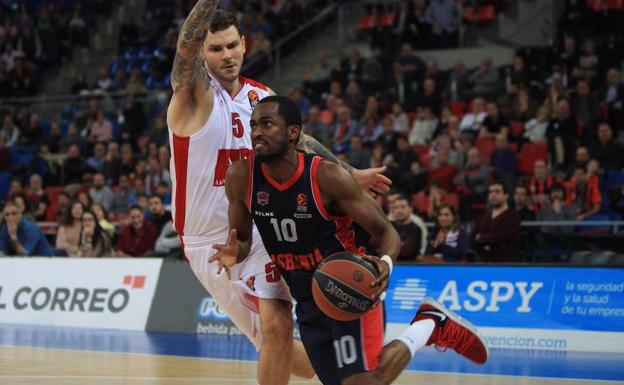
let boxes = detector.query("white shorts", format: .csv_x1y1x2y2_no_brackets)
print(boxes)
183,228,291,350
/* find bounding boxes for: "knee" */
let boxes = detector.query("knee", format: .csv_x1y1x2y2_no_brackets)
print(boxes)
260,300,293,342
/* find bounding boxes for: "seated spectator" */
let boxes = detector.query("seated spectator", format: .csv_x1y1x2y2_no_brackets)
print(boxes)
86,142,107,172
389,195,427,262
571,79,600,144
471,182,521,262
599,68,624,133
490,133,516,187
59,122,87,154
77,191,93,211
425,203,469,262
566,165,601,220
416,77,442,116
91,203,115,238
145,157,171,196
154,220,182,259
428,148,458,192
148,195,172,234
0,202,53,256
63,144,88,187
528,160,560,212
89,173,114,211
377,115,400,154
332,106,360,153
589,122,624,172
385,136,425,194
424,0,463,48
101,142,121,184
524,106,549,143
396,42,424,75
110,174,136,216
116,205,158,257
454,147,490,218
120,93,147,143
346,135,370,170
546,99,576,171
479,102,509,138
0,136,11,171
146,114,168,147
390,102,409,135
89,110,113,143
536,184,576,252
306,105,330,145
469,57,502,99
25,174,49,221
342,82,364,119
459,98,487,137
409,105,438,145
1,115,20,147
512,185,535,221
445,60,471,102
77,209,113,257
13,194,35,222
56,201,85,256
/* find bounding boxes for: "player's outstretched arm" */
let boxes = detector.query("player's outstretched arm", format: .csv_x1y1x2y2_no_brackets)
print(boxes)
300,134,391,196
317,160,401,297
168,0,218,131
210,160,253,270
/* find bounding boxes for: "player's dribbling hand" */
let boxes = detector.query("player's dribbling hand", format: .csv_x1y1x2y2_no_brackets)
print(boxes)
210,229,239,279
351,166,392,197
361,255,390,306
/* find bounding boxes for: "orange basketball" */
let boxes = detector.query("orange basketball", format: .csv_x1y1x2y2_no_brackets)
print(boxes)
311,252,379,321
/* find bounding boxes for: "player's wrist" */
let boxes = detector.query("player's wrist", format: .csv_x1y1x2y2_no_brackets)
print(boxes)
380,255,393,276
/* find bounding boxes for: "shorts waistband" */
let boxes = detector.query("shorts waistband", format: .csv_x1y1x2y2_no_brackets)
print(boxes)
182,234,227,249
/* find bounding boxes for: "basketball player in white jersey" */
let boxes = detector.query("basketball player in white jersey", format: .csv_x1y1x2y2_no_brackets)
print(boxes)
167,2,390,385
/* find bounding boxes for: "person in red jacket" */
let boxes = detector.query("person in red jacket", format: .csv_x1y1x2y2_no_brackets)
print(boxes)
116,205,157,257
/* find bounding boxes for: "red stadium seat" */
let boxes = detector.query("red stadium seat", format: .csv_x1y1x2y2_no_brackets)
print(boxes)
475,137,496,164
518,142,548,175
412,192,429,215
44,186,65,206
444,192,460,212
412,144,431,157
377,13,396,28
450,101,467,117
355,15,376,30
464,6,475,21
477,5,496,22
510,120,524,138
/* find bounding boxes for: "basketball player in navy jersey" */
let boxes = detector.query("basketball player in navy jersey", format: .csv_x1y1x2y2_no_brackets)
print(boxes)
213,96,488,385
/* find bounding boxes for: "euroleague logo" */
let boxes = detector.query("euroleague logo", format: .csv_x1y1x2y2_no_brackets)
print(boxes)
248,90,259,108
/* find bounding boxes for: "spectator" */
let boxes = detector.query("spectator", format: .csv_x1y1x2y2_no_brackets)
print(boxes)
91,202,115,238
409,105,438,145
428,148,459,192
512,185,535,221
101,142,121,184
304,53,332,95
390,102,410,134
416,77,442,115
332,106,360,153
445,60,471,102
471,182,521,262
360,56,384,93
145,157,171,196
59,122,87,153
9,56,35,97
599,68,624,133
454,147,490,218
342,82,364,119
469,57,502,99
305,105,330,144
479,102,509,138
116,205,158,257
346,135,370,170
23,114,43,147
589,122,624,171
459,98,487,136
148,195,172,234
0,202,53,256
546,99,576,171
385,136,425,194
25,174,49,221
508,54,530,87
89,110,113,143
567,145,591,178
424,0,463,48
524,106,549,143
13,195,35,222
537,184,576,250
573,38,599,81
1,115,20,147
154,220,182,258
56,201,84,256
70,71,90,94
571,78,600,144
425,203,469,262
396,42,424,75
77,209,113,257
63,144,88,186
89,173,114,211
566,165,601,220
385,62,418,107
389,195,427,261
0,136,11,171
528,159,559,212
490,133,516,187
86,142,106,172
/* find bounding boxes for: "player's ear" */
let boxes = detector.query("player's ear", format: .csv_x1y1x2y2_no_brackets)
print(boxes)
288,125,302,142
241,35,246,54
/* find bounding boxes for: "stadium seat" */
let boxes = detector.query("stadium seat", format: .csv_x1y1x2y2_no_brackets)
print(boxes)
0,172,12,199
477,5,496,22
475,137,496,164
44,186,65,206
412,144,430,157
412,192,429,215
450,100,466,117
510,120,524,138
604,171,624,190
377,13,395,28
355,15,376,30
518,142,548,175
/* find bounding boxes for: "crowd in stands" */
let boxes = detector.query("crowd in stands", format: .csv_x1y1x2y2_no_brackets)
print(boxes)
0,0,623,264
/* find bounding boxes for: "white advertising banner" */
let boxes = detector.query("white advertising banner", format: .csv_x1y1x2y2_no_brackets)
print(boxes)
0,258,162,330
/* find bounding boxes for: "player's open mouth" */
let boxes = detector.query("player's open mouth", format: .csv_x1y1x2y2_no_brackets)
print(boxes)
253,140,268,149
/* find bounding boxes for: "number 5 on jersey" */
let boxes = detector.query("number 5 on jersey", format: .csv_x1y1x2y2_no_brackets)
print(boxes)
232,112,244,138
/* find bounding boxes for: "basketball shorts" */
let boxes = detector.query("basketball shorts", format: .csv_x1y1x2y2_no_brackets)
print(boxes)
297,299,384,385
182,228,291,350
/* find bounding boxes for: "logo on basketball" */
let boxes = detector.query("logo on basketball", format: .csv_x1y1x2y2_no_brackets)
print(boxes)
353,270,364,283
257,191,269,206
248,90,259,108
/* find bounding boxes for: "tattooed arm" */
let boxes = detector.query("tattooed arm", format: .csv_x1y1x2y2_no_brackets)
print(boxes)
168,0,218,135
299,134,391,196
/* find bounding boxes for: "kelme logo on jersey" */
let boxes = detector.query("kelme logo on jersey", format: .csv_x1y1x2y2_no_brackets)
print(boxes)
248,90,259,108
257,191,270,206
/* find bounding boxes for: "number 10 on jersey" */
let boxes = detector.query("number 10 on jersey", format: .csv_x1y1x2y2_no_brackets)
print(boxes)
270,218,298,242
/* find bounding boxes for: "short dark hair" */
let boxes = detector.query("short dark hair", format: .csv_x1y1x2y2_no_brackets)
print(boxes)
489,181,508,194
393,194,411,206
129,205,143,214
210,10,242,36
257,96,302,128
149,195,163,203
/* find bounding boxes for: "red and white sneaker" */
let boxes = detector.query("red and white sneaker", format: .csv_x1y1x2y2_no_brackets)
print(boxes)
412,297,488,365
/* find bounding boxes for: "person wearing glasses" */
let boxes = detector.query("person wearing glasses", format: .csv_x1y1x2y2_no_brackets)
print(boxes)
78,209,113,257
0,201,53,256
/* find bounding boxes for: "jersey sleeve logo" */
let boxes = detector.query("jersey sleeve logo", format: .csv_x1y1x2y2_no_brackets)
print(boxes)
257,191,270,206
248,90,259,108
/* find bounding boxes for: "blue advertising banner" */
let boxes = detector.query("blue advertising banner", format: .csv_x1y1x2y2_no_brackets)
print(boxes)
387,266,624,332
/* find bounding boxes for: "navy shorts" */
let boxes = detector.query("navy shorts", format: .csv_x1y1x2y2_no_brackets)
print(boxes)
296,299,384,385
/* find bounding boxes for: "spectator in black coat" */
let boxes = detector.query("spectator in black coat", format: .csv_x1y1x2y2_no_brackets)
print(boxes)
589,122,624,172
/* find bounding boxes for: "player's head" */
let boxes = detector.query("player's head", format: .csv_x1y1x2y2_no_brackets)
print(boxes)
250,96,302,163
203,10,245,84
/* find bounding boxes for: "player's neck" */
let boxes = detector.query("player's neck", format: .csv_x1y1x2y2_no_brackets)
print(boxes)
220,77,242,98
263,152,299,183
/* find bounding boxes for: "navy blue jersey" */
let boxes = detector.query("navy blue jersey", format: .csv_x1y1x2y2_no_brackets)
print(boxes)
248,151,363,301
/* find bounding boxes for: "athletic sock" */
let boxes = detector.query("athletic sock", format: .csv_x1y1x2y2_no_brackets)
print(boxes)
394,319,435,357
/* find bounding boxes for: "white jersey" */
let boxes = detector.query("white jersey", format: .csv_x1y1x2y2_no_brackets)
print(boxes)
169,76,271,240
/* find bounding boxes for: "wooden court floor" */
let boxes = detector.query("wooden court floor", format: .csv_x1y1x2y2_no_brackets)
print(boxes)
0,345,617,385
